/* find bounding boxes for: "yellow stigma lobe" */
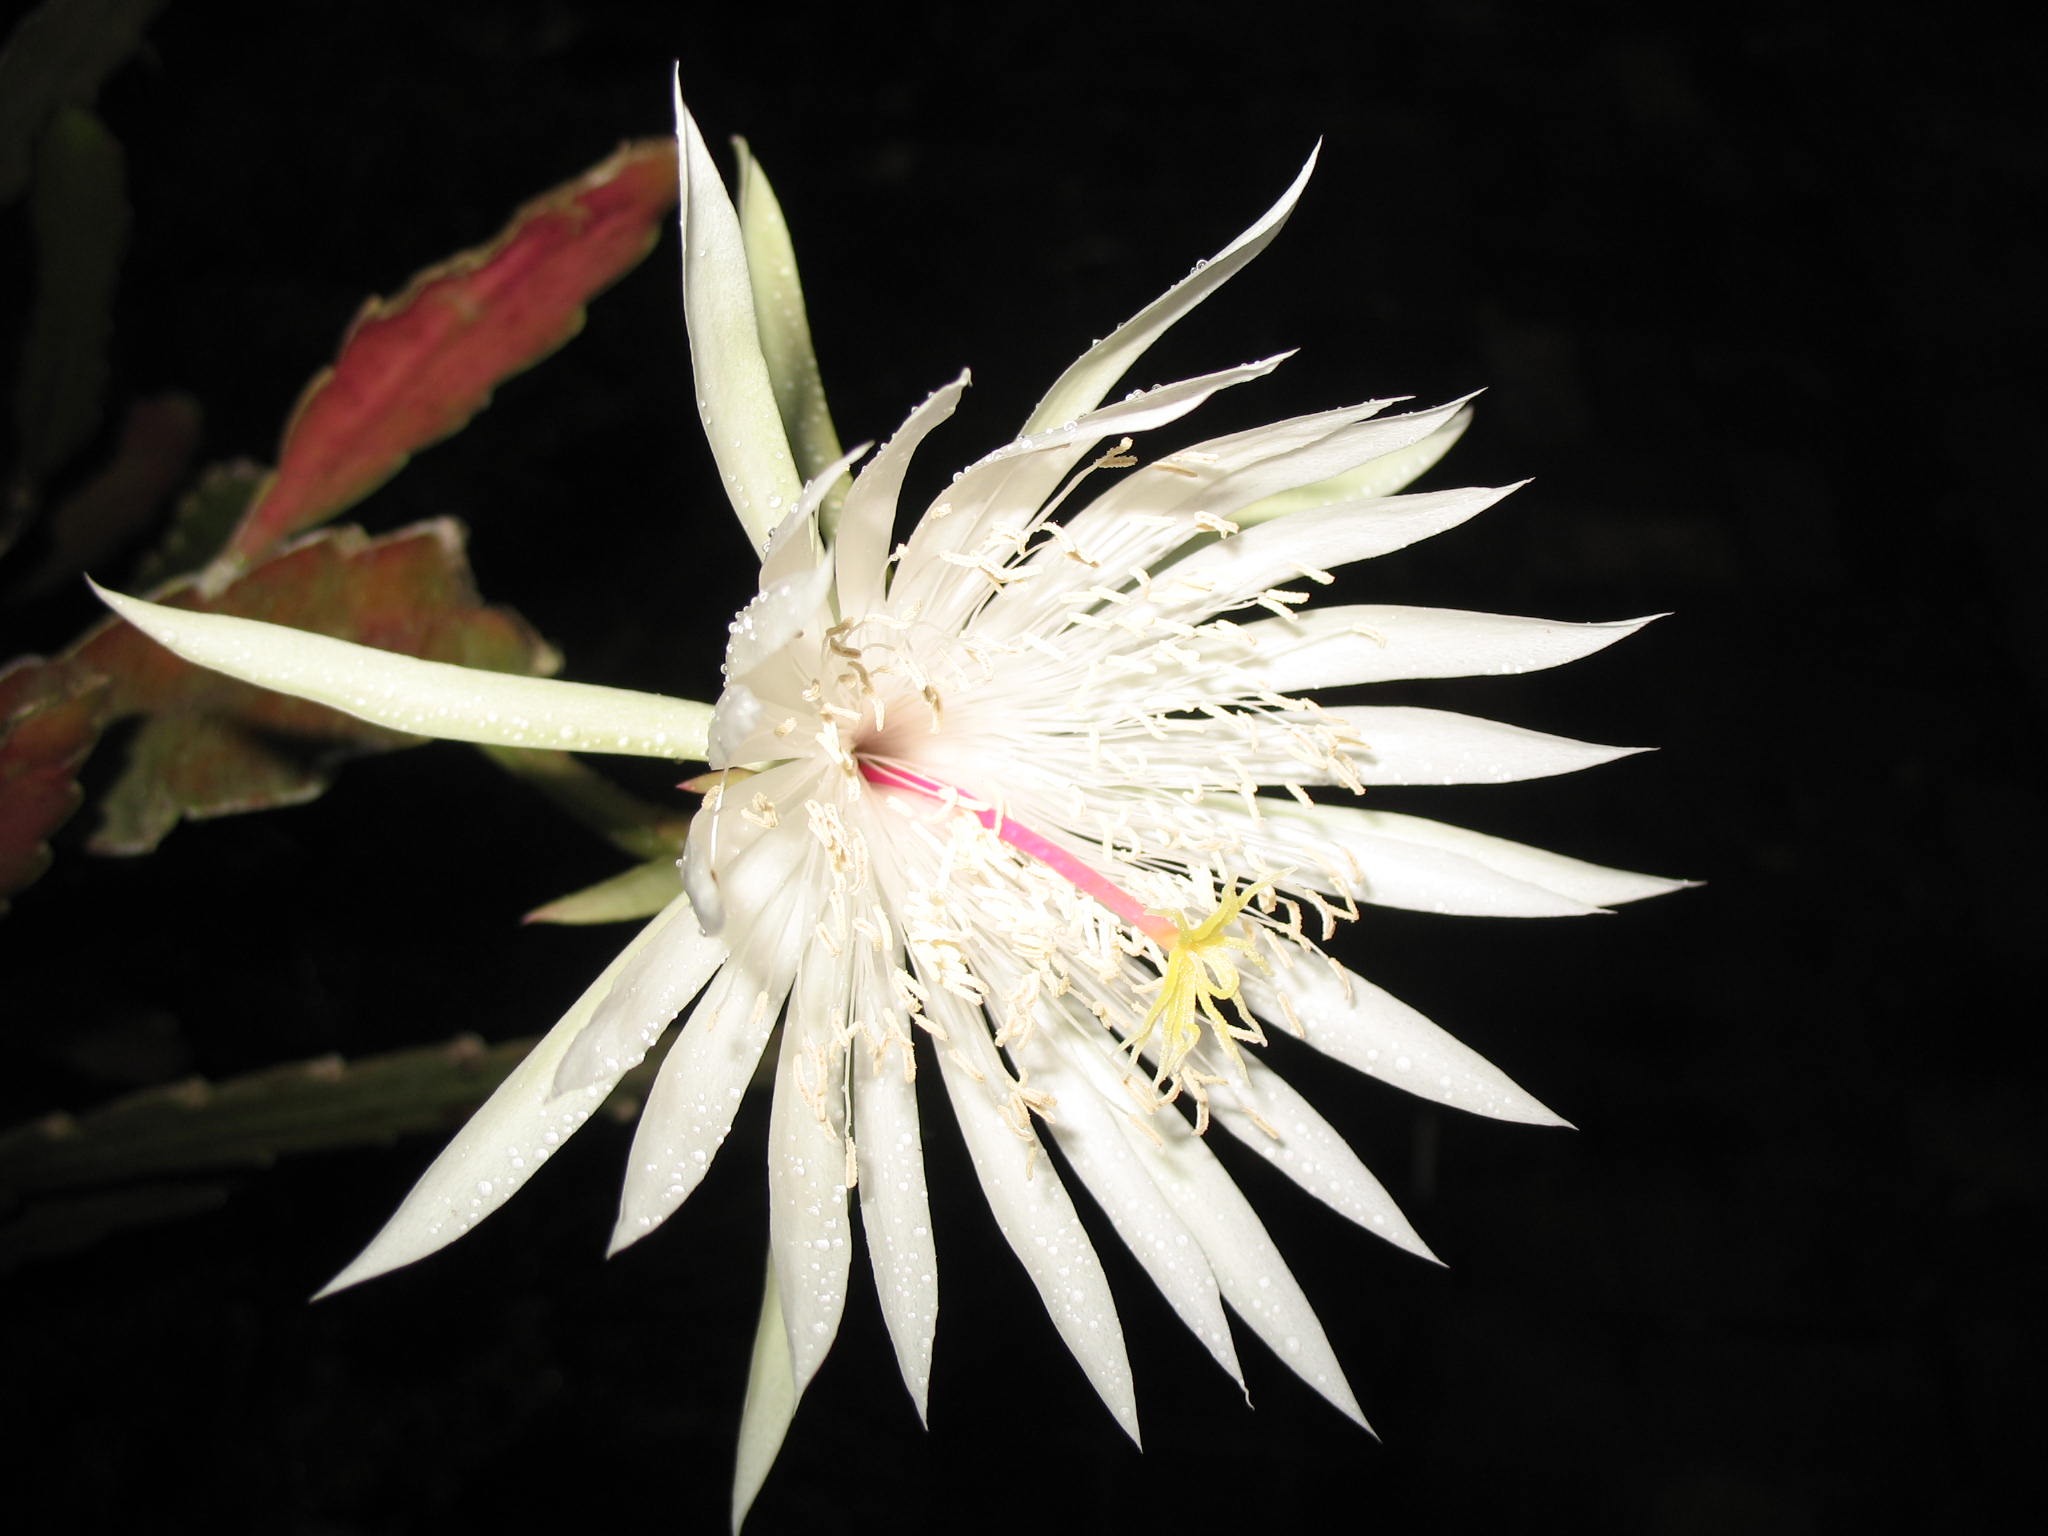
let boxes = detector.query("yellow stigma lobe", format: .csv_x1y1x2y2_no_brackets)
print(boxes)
1127,881,1270,1093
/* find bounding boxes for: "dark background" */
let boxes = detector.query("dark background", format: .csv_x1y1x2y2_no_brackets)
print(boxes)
3,1,2039,1531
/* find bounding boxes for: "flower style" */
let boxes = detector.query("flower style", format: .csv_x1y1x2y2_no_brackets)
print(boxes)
96,85,1683,1528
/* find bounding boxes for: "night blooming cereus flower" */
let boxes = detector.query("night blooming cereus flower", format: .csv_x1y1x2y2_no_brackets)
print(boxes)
94,83,1684,1528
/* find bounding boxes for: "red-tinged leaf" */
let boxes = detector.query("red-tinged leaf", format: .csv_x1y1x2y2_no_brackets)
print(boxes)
69,517,559,854
220,138,680,568
0,657,111,911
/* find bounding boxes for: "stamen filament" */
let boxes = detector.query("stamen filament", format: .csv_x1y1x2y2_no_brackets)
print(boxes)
858,760,1178,946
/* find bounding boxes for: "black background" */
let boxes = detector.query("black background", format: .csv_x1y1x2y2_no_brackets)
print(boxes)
3,1,2039,1532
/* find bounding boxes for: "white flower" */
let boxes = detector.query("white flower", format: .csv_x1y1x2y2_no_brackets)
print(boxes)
95,83,1683,1530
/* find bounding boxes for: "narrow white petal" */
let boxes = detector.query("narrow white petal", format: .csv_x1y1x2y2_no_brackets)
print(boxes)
975,395,1407,639
610,838,813,1253
834,374,968,617
553,897,724,1094
1126,1073,1372,1429
1020,148,1317,435
732,1254,798,1535
316,896,702,1297
1245,957,1566,1125
1233,405,1474,526
1239,805,1602,917
1143,482,1522,622
769,950,855,1395
1185,396,1478,523
853,1028,938,1420
1222,603,1661,690
673,78,803,552
928,992,1140,1443
1091,706,1637,799
1240,797,1692,912
1331,704,1645,786
1205,1054,1438,1262
753,456,860,595
93,582,711,759
897,357,1288,628
733,139,843,487
1021,1029,1242,1388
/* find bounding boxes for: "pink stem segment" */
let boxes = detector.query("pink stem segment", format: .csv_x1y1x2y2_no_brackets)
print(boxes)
859,759,1178,946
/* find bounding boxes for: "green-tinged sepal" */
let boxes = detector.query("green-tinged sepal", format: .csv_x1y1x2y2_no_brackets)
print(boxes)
733,138,846,535
525,856,682,924
1233,406,1473,527
732,1253,800,1533
92,581,713,760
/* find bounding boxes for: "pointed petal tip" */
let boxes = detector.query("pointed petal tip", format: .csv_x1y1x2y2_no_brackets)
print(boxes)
606,1217,652,1259
310,1253,379,1303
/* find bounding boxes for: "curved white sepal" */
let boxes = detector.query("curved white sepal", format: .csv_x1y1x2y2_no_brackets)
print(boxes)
94,582,712,760
315,894,700,1298
1022,147,1319,435
834,374,969,617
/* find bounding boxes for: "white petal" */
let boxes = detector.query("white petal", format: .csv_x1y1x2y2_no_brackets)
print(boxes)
853,1027,938,1420
1245,957,1566,1125
721,555,834,686
1237,805,1601,917
1330,704,1645,786
1221,603,1661,690
673,78,803,552
928,991,1140,1443
610,834,813,1252
1205,1054,1437,1262
1126,1070,1372,1429
1020,148,1317,436
1233,405,1474,526
1142,482,1522,622
553,897,724,1094
1179,396,1477,524
1045,395,1458,559
1090,706,1637,801
1021,1028,1242,1388
769,949,854,1395
897,357,1288,630
93,582,711,760
732,1254,797,1535
1239,797,1692,912
834,374,968,617
316,895,701,1297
